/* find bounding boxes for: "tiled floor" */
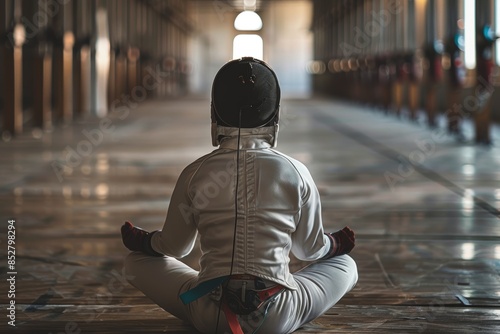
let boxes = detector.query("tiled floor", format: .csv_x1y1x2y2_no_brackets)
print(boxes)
1,97,499,333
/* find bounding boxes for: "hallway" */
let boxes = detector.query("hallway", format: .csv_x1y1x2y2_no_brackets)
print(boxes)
2,97,500,333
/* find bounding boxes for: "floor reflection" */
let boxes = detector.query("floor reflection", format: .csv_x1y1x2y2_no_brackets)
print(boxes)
1,97,499,333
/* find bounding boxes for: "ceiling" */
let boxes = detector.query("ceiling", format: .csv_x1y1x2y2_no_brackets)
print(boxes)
188,0,276,12
140,0,294,33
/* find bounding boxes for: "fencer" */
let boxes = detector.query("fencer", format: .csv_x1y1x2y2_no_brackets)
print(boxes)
121,57,358,334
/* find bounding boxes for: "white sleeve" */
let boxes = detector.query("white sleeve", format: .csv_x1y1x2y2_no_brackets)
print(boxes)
150,164,198,258
290,162,331,261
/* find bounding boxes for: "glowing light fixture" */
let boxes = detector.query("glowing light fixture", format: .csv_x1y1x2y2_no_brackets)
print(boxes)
234,11,263,31
463,0,476,69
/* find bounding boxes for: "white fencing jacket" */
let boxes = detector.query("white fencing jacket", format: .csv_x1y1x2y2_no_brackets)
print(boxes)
151,126,332,290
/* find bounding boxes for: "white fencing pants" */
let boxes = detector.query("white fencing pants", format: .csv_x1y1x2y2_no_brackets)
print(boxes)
125,252,358,334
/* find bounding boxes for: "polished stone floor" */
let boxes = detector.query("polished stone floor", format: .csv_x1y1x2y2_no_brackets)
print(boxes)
1,97,500,333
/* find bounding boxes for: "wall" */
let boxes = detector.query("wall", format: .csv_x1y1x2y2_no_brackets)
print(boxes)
189,0,313,98
264,0,313,98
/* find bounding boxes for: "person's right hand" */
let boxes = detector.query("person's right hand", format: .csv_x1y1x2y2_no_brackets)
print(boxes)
121,221,163,256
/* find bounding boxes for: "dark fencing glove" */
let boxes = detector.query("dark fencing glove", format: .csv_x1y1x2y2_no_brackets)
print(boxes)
323,226,355,259
121,221,163,257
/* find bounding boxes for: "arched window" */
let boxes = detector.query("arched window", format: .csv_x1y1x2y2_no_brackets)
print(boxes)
233,34,263,60
463,0,476,69
233,10,263,60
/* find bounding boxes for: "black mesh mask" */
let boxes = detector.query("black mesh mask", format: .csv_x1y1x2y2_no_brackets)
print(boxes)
211,57,280,128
